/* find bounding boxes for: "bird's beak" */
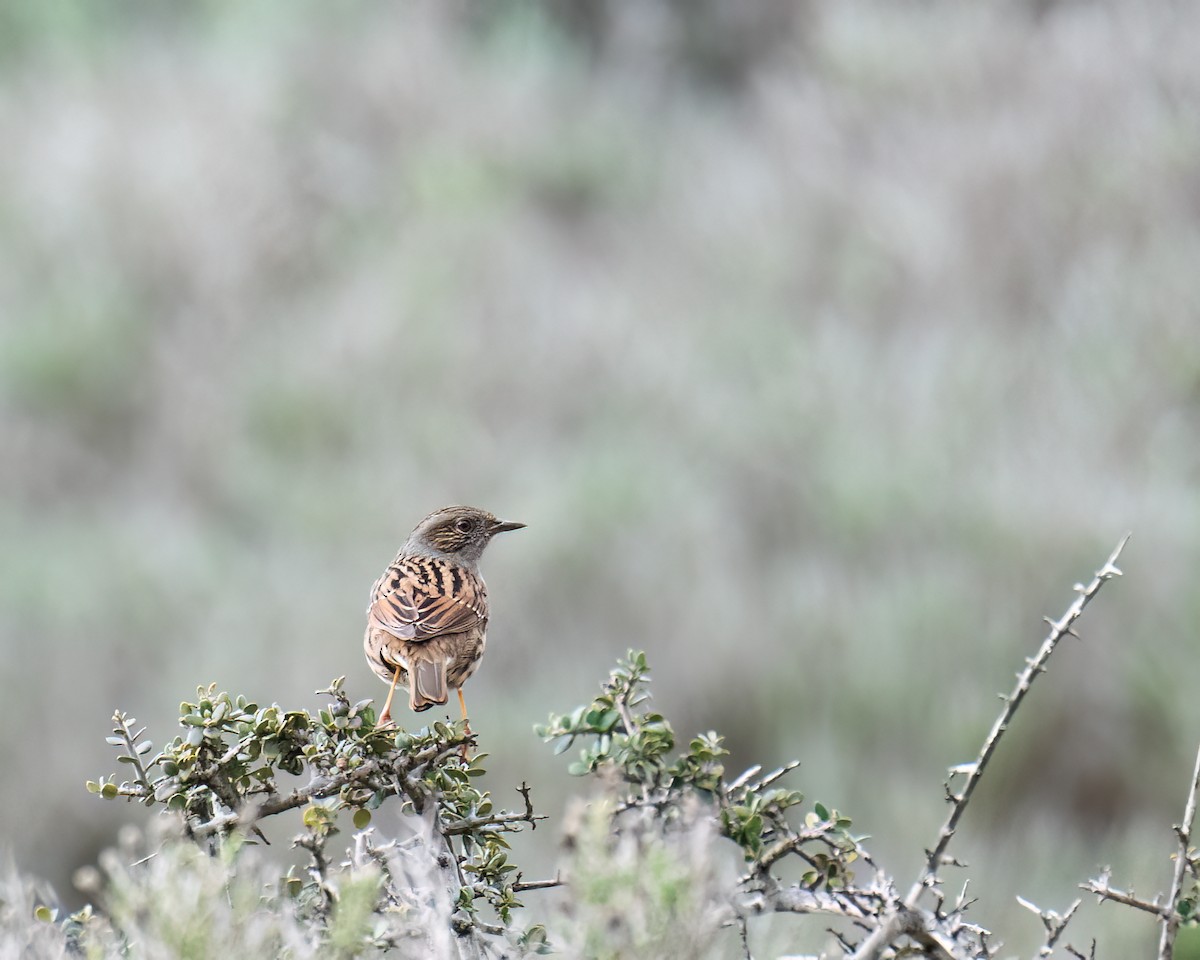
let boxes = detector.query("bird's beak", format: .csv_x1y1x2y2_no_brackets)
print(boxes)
491,519,526,534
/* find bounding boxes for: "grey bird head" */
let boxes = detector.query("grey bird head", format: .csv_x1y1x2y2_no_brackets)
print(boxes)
402,505,525,568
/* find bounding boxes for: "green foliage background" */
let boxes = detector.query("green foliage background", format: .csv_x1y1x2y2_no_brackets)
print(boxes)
2,1,1199,953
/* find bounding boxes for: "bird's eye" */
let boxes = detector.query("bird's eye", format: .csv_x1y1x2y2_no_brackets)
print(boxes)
455,518,473,533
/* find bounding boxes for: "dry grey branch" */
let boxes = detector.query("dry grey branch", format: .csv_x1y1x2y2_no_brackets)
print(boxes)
914,535,1129,899
1081,872,1165,917
1158,741,1200,959
1016,895,1081,958
1081,739,1200,958
851,535,1130,960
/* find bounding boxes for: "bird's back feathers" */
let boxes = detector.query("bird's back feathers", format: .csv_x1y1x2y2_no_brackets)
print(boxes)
367,554,489,643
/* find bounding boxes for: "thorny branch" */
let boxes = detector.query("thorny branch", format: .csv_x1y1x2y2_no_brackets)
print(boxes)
1082,740,1200,960
913,535,1130,901
443,782,546,836
1081,873,1165,917
1017,895,1081,958
850,535,1130,960
1158,742,1200,959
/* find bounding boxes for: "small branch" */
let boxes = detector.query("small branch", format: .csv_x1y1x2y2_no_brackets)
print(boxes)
186,735,470,837
218,734,259,766
295,831,333,912
737,913,752,960
728,765,762,792
851,536,1130,960
110,712,154,794
1159,742,1200,960
732,760,801,797
746,881,882,920
1082,875,1166,917
1017,895,1081,957
753,821,839,873
511,874,563,893
443,783,544,836
910,535,1128,902
615,695,638,738
442,811,546,836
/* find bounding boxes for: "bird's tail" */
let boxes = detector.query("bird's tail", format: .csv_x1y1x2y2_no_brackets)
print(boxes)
409,660,449,711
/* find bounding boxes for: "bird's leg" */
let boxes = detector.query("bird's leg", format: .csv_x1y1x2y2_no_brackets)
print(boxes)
379,665,401,727
457,687,472,760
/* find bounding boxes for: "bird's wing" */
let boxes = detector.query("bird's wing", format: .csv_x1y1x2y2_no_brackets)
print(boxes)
367,555,488,642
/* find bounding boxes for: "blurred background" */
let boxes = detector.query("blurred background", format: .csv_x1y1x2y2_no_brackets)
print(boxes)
2,0,1199,954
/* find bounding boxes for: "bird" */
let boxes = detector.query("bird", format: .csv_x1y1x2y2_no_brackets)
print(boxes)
363,505,524,740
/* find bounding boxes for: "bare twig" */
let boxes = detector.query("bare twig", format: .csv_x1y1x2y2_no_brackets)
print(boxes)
728,765,762,792
294,830,332,911
737,913,752,960
1159,742,1200,960
510,874,563,893
753,821,841,873
1017,895,1081,957
913,535,1129,900
852,535,1130,960
1082,874,1165,917
443,783,546,836
742,761,802,794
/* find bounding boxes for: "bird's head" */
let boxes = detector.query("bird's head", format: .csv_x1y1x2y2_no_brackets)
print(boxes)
403,505,525,567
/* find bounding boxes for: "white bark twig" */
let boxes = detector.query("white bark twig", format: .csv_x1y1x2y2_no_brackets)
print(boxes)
852,535,1130,960
1082,872,1165,917
1158,741,1200,960
912,535,1129,901
1017,895,1081,957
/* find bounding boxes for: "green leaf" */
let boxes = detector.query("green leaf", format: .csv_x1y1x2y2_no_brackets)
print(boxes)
814,802,830,821
352,808,371,829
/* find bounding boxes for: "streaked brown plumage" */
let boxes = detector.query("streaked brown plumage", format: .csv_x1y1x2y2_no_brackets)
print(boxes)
364,505,524,731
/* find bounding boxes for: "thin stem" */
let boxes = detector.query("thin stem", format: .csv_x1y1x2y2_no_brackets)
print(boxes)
850,536,1130,960
1159,742,1200,960
1081,877,1165,917
910,535,1129,905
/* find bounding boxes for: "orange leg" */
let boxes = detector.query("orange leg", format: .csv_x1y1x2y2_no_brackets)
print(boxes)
457,687,472,759
379,665,401,727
